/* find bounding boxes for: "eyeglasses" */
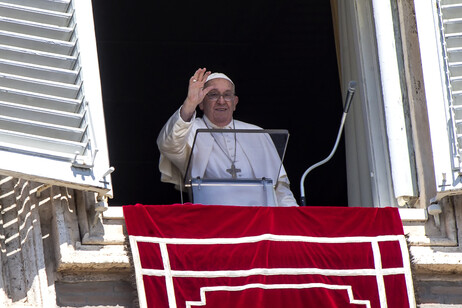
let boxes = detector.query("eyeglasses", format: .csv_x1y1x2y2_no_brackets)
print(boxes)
206,92,235,102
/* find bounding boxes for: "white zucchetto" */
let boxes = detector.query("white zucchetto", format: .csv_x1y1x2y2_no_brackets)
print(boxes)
206,72,234,85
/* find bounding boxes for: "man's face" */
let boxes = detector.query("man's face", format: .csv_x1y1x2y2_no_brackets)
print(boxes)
199,78,238,127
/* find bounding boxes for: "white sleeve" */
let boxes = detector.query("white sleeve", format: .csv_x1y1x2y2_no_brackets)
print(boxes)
156,107,196,185
275,175,299,207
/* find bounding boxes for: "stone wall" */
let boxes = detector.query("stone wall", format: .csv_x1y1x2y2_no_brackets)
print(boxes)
0,176,135,307
404,195,462,307
416,275,462,306
56,281,135,307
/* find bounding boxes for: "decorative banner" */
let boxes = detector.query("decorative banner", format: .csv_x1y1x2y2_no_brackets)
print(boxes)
123,204,415,308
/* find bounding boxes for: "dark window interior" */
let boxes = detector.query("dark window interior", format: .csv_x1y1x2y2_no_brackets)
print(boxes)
91,0,347,206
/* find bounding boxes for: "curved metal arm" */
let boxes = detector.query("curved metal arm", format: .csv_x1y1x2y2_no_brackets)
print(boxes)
300,113,348,206
300,81,356,206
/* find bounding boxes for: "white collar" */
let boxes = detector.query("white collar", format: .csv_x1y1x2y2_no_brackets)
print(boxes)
203,115,234,129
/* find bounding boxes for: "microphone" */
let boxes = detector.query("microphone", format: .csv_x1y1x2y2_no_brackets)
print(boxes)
343,81,357,113
299,80,357,206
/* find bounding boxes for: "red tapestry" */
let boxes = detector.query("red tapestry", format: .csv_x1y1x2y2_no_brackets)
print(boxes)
123,204,415,308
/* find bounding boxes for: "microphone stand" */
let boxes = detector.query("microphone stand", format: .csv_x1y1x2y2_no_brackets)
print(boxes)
300,81,357,206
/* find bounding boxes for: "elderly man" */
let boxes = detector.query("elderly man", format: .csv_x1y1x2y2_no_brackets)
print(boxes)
157,68,298,206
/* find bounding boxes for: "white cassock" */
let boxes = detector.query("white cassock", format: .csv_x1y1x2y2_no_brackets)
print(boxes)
157,107,298,207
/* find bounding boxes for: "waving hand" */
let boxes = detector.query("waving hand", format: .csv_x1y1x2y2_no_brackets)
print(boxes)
180,68,212,121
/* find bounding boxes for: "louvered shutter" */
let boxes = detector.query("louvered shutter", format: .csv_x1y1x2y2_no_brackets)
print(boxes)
440,0,462,163
0,0,112,196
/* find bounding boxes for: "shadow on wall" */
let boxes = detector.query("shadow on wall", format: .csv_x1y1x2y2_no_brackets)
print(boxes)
0,176,137,307
0,176,50,305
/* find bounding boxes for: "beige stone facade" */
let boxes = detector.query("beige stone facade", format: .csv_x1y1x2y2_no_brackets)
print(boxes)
403,196,462,307
0,176,135,307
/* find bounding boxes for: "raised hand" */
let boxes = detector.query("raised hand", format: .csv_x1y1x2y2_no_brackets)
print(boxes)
180,68,211,122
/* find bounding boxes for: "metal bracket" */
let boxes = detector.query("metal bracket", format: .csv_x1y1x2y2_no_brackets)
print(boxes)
99,167,115,185
92,195,108,227
261,177,267,192
72,148,99,169
428,202,442,227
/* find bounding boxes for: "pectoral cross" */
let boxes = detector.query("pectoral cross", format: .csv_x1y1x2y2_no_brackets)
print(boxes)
226,163,241,179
